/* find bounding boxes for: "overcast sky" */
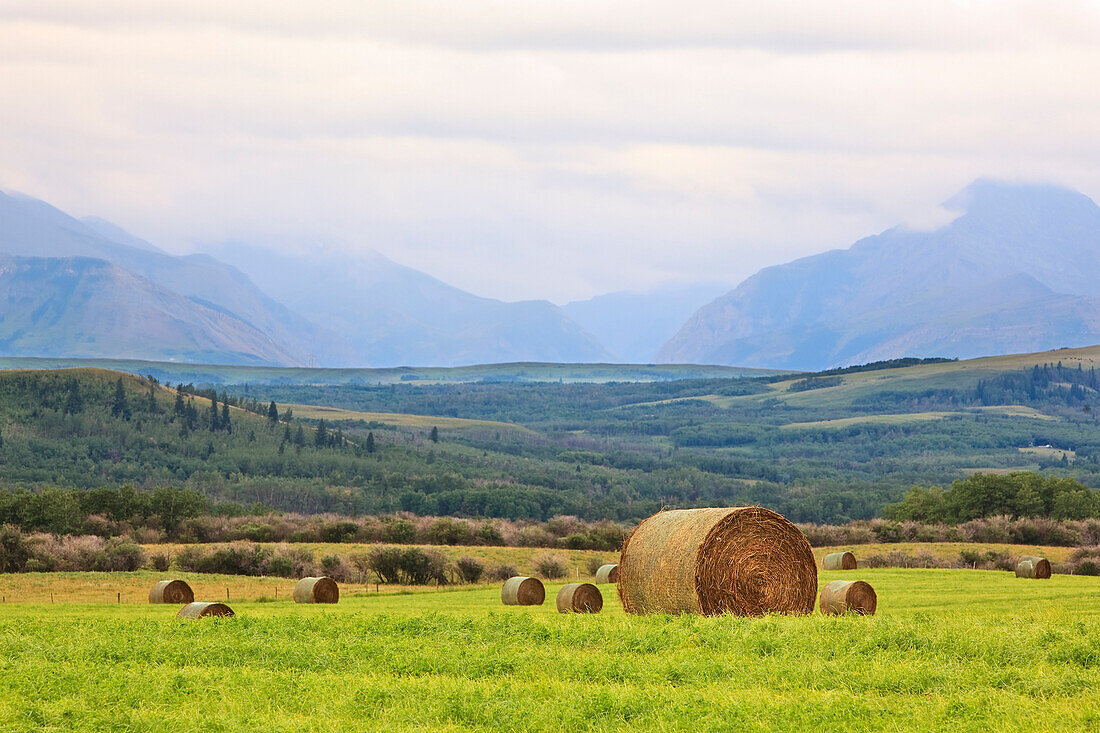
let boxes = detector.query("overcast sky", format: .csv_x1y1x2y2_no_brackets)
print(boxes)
1,1,1098,303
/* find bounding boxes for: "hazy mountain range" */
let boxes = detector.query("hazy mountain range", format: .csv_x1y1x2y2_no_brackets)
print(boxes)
660,180,1100,370
0,188,720,366
0,179,1098,369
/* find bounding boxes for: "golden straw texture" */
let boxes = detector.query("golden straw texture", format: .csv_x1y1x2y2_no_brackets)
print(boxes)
148,580,194,605
1016,556,1052,579
822,551,857,570
501,576,545,606
294,577,340,603
595,564,620,584
176,602,234,619
556,583,603,613
618,507,817,616
819,580,877,615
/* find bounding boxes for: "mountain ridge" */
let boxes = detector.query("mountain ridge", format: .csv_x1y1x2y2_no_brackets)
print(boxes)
659,180,1100,370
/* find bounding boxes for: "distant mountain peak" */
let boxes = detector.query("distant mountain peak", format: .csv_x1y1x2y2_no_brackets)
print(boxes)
944,178,1099,219
660,180,1100,370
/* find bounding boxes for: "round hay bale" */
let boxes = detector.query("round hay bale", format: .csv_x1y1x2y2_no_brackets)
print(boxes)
556,583,603,613
148,579,194,605
1016,556,1052,579
822,551,858,570
177,602,234,619
501,576,545,606
595,564,620,584
294,576,340,604
618,507,817,616
818,580,877,615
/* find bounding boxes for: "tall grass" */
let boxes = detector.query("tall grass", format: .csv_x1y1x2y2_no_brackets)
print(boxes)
1,569,1100,731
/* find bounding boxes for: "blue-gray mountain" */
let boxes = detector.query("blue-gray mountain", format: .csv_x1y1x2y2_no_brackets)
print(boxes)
562,283,733,363
0,190,611,366
207,244,613,367
659,180,1100,371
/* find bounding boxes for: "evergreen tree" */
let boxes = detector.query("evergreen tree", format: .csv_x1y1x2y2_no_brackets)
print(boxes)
221,401,231,434
314,419,328,448
295,425,305,447
63,380,83,415
111,379,131,421
146,383,159,414
366,431,375,453
267,401,279,424
173,390,185,419
283,424,292,443
209,394,219,432
430,426,439,443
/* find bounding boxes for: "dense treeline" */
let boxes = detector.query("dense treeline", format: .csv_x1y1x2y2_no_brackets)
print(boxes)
6,362,1100,526
883,473,1100,523
0,484,627,549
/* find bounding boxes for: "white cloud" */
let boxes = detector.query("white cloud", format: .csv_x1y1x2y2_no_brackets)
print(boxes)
0,1,1098,302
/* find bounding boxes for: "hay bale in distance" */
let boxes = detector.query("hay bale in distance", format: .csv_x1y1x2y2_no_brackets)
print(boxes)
618,507,817,616
1016,556,1052,579
177,602,234,619
557,583,603,613
822,551,858,570
501,576,545,606
294,576,340,604
595,564,620,584
819,580,877,615
148,579,194,605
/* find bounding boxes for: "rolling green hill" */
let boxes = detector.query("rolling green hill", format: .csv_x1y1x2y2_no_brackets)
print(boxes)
0,356,786,386
3,345,1100,526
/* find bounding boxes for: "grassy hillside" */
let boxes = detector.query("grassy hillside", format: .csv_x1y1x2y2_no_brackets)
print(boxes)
5,344,1100,524
0,356,786,386
765,344,1100,408
2,568,1099,730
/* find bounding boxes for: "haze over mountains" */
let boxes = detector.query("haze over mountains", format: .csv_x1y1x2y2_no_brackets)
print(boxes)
0,179,1098,370
207,244,614,368
659,180,1100,370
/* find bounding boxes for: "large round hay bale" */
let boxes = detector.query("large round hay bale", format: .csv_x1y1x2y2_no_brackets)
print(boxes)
177,602,234,619
819,580,877,615
501,576,545,606
294,576,339,603
1016,556,1052,579
822,551,857,570
148,579,194,605
618,507,817,616
556,583,603,613
595,564,620,584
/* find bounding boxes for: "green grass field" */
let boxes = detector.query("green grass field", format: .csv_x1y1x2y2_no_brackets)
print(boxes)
283,403,534,434
2,567,1099,731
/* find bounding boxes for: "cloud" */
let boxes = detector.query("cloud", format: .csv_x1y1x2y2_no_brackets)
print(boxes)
0,1,1098,302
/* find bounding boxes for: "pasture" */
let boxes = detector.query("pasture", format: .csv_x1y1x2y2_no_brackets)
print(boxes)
1,567,1099,731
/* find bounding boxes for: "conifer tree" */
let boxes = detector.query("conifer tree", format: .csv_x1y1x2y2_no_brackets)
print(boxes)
111,379,131,421
366,431,375,453
267,401,279,424
209,394,219,432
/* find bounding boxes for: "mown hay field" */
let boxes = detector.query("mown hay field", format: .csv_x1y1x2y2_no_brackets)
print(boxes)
2,567,1100,731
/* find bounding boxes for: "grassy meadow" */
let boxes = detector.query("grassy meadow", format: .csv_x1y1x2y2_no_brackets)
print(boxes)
1,565,1099,731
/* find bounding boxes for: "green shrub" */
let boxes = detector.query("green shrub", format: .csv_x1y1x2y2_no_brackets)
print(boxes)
455,556,484,583
532,551,569,579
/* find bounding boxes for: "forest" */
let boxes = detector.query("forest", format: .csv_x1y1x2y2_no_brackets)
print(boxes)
1,358,1100,527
